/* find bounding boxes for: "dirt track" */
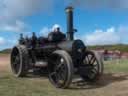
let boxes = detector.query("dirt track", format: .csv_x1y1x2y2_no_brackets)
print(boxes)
1,55,128,96
0,55,10,72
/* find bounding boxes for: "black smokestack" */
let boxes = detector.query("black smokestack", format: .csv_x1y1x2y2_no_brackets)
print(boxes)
65,6,74,41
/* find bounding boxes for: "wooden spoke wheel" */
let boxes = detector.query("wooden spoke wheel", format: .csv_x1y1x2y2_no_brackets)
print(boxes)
80,50,104,82
11,45,29,77
48,50,74,89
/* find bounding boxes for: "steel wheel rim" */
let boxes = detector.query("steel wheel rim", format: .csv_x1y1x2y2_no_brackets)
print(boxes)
49,54,68,87
11,48,21,74
83,52,100,79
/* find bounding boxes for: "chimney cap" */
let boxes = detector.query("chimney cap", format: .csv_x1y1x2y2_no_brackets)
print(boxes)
65,6,74,12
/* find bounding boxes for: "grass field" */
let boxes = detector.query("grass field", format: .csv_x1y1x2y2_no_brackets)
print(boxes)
1,55,128,96
105,59,128,73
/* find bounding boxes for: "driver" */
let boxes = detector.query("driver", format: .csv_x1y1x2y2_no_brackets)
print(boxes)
48,25,66,42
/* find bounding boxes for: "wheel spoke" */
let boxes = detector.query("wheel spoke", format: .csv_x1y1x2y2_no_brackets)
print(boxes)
49,72,56,76
58,71,65,82
88,55,93,64
11,49,21,74
61,72,66,81
92,68,98,73
14,59,17,65
11,46,29,77
88,68,97,77
86,55,90,64
80,51,103,81
57,64,66,81
88,71,96,79
56,62,64,70
48,51,73,88
90,57,96,65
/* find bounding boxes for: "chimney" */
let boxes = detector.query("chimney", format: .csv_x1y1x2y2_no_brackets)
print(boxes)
65,6,74,41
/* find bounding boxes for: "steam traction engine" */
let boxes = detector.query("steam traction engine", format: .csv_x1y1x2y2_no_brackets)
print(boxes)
10,7,103,88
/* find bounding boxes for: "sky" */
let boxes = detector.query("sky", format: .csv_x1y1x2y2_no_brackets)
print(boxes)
0,0,128,50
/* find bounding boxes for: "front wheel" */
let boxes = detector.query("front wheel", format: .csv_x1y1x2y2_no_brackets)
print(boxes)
79,50,104,82
10,45,29,77
48,50,74,89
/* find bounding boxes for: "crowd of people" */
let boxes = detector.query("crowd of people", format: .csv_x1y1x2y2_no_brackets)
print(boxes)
19,26,66,48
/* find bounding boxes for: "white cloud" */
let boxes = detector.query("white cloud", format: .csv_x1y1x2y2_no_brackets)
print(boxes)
0,20,30,32
40,27,50,37
0,37,6,45
39,25,128,45
0,36,18,51
1,0,53,18
0,0,54,32
0,36,18,46
40,24,62,37
52,24,62,31
65,0,128,10
117,26,128,44
0,37,18,50
81,27,122,45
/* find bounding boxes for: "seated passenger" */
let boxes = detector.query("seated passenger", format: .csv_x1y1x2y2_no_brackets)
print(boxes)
25,36,31,47
38,36,48,46
19,33,25,45
31,32,37,48
48,26,66,42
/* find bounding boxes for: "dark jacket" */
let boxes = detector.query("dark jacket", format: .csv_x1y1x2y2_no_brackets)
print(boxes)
48,31,66,42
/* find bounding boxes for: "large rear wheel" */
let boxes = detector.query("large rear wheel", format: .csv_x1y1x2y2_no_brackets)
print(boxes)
80,50,103,82
48,50,74,89
11,45,29,77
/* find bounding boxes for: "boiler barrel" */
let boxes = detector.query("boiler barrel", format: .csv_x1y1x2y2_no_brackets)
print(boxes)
58,41,74,52
57,40,86,53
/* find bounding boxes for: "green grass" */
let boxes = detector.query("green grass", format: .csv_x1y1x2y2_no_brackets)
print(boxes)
0,73,97,96
88,44,128,52
0,53,10,56
1,59,128,96
104,59,128,73
0,49,11,54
